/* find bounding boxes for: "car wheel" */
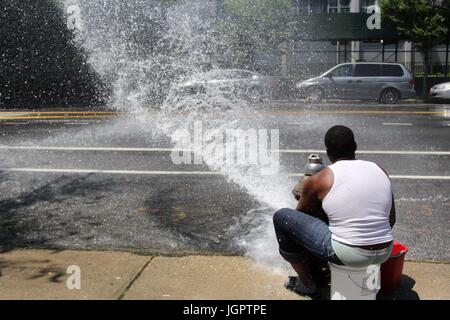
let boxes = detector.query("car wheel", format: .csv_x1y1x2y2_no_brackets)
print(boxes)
380,88,400,104
305,86,323,103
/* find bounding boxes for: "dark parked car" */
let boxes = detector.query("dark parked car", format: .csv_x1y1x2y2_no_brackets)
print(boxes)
296,63,416,104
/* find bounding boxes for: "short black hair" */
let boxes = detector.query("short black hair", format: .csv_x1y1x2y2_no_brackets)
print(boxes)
324,125,357,159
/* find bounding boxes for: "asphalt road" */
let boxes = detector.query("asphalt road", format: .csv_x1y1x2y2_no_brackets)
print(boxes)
0,102,449,262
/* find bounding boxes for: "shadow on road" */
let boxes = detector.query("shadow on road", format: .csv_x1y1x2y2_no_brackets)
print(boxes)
143,176,259,253
0,172,112,251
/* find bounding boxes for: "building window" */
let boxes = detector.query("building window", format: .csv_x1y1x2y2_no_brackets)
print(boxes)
328,0,338,13
293,0,311,14
340,0,350,12
294,0,329,14
328,0,351,13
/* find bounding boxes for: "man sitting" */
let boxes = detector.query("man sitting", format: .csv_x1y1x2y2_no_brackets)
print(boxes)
273,125,395,298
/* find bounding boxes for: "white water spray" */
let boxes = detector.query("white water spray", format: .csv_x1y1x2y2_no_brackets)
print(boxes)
57,0,300,270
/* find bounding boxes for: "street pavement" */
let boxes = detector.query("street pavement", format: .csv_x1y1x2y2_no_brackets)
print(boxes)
0,102,449,265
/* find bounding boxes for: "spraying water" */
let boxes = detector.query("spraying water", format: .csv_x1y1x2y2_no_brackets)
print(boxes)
57,0,300,270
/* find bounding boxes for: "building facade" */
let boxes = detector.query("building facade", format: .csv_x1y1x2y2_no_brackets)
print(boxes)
286,0,449,80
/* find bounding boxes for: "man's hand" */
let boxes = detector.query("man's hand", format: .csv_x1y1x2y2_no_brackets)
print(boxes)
292,176,306,201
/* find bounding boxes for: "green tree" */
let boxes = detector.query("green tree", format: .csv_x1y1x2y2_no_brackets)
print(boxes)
380,0,447,97
219,0,294,72
440,0,450,39
438,0,450,79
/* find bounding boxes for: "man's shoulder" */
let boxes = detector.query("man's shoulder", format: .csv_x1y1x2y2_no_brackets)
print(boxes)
359,160,390,178
338,159,388,175
315,166,333,179
307,167,333,194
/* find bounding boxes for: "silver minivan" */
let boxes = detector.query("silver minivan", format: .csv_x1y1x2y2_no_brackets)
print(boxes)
296,63,416,104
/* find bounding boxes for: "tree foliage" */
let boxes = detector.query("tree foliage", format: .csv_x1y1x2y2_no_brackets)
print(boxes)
380,0,449,95
380,0,447,51
438,0,450,42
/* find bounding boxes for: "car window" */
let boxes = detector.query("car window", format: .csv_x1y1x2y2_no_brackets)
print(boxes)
331,64,353,77
231,71,255,79
381,65,404,77
210,71,228,79
209,71,232,79
354,64,381,77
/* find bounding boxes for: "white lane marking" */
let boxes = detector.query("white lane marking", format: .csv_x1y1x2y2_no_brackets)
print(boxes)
0,122,29,125
278,150,450,156
383,123,413,126
0,146,175,152
288,173,450,180
1,146,449,156
0,168,221,176
1,168,450,180
389,175,450,180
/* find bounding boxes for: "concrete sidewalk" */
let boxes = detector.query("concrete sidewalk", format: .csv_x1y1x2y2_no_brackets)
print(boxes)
0,249,448,300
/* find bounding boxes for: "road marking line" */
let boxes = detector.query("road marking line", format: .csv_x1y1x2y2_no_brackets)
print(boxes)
389,175,450,180
287,173,450,180
270,110,448,116
0,146,175,152
0,111,119,115
1,168,449,180
0,115,117,120
382,122,413,126
0,168,221,176
0,122,29,125
0,146,449,156
0,110,448,118
276,149,450,155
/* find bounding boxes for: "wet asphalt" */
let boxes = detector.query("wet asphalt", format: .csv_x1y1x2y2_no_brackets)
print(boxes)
0,102,449,261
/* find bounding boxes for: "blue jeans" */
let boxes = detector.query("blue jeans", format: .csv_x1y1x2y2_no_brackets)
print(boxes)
273,208,343,265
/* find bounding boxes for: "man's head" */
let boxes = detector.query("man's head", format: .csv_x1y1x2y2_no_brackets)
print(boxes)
324,125,357,163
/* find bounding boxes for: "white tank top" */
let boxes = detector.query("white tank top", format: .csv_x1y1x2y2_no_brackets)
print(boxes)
322,160,394,246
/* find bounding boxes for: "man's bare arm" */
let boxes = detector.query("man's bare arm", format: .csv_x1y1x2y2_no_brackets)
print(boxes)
390,193,396,228
297,176,322,214
377,164,396,229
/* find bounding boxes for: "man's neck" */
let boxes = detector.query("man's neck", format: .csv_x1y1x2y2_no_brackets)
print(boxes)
332,157,356,164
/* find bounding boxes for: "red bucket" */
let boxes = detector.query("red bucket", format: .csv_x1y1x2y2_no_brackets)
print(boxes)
380,242,409,293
